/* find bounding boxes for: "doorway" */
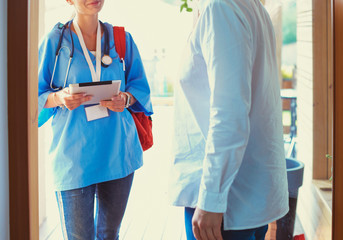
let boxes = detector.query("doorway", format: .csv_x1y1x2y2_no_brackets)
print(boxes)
7,0,343,239
38,1,193,239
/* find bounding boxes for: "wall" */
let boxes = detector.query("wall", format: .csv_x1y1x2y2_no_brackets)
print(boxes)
297,0,313,180
0,0,10,239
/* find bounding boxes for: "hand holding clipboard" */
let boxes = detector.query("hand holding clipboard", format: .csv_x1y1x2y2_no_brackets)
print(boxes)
69,80,121,105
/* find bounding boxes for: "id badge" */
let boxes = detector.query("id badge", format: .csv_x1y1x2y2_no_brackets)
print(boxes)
84,104,109,121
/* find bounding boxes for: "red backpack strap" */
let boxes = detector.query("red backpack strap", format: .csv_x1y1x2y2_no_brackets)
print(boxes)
113,26,126,61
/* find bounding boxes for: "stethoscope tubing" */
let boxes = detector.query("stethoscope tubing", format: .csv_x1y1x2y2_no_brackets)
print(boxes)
50,20,110,91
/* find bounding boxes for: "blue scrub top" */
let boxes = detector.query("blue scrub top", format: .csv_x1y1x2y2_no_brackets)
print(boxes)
38,22,153,191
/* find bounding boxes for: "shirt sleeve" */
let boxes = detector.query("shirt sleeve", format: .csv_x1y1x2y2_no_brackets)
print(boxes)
124,32,153,116
38,34,58,127
196,1,253,213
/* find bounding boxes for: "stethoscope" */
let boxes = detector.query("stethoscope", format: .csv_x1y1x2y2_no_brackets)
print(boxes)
50,20,112,90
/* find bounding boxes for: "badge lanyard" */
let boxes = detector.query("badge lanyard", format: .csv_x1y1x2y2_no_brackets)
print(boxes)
73,20,101,82
74,20,109,122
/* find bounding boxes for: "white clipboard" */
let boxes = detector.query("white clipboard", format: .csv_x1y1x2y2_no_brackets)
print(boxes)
69,80,121,105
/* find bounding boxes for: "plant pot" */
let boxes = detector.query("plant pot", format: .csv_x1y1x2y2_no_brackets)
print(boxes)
276,158,305,240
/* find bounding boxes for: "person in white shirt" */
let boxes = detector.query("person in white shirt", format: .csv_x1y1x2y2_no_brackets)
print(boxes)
169,0,289,239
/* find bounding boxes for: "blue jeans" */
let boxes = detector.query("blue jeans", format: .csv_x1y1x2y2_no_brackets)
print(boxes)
55,173,134,240
185,207,268,240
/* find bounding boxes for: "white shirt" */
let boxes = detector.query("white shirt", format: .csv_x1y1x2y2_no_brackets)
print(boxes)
169,0,289,230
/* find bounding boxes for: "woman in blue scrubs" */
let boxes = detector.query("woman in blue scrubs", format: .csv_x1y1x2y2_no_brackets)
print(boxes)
38,0,153,239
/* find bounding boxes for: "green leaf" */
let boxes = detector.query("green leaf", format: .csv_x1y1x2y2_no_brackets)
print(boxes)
180,2,188,12
180,3,187,12
180,0,193,13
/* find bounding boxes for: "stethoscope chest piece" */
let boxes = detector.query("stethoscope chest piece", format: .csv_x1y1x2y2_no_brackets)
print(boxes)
102,55,112,66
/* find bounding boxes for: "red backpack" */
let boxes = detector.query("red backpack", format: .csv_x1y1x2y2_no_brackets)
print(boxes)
113,26,153,151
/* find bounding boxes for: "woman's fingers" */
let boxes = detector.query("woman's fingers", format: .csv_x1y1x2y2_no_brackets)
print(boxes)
63,94,92,110
100,94,125,112
100,100,124,112
57,88,128,111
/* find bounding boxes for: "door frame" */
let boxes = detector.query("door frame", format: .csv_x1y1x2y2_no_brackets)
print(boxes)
7,0,39,239
313,0,333,180
333,0,343,239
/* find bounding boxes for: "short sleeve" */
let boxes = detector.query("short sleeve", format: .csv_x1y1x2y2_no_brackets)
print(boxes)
38,31,59,127
124,32,153,116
